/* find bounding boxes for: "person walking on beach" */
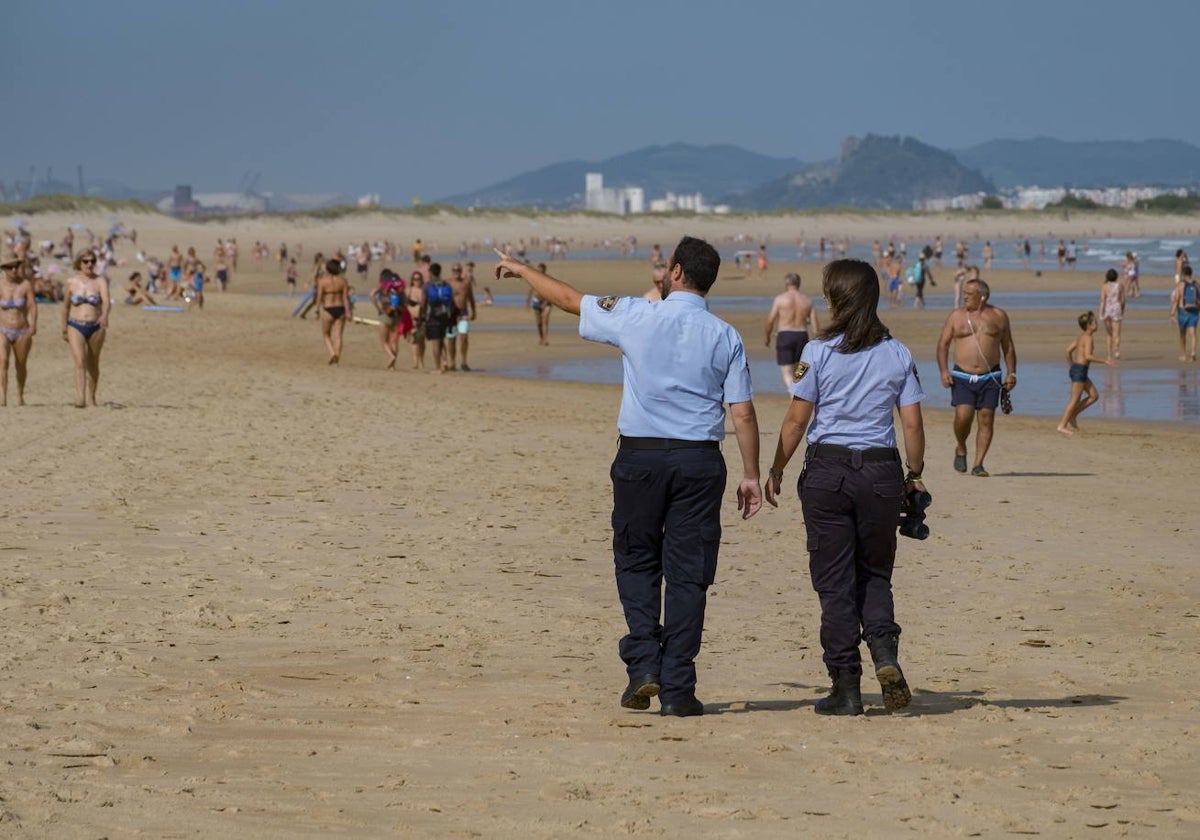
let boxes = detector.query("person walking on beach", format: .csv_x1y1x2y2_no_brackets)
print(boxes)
526,262,553,345
1057,311,1113,436
316,258,350,365
936,278,1017,477
297,253,325,319
406,271,426,370
764,259,926,716
1099,268,1125,360
1169,265,1199,362
1174,249,1190,282
765,272,819,389
447,263,476,371
1122,251,1141,298
61,251,110,408
423,263,455,372
0,254,37,406
910,253,933,309
493,236,763,718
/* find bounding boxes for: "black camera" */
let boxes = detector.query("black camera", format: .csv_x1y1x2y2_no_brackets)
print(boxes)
898,488,932,540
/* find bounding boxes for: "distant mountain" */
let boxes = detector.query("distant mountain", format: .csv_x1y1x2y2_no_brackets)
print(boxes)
954,138,1200,188
438,143,808,208
733,135,994,210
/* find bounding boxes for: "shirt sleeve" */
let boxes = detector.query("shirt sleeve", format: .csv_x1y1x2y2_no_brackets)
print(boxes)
578,294,629,348
897,346,926,406
789,342,820,402
722,335,754,404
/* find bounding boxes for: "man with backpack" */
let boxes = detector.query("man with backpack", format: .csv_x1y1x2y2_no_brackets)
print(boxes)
1170,265,1200,362
909,253,933,310
423,263,457,372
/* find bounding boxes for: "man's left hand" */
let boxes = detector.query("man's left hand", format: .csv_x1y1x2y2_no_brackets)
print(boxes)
737,480,763,519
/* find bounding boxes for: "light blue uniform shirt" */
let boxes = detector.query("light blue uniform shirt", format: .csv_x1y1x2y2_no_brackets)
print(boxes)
579,291,753,441
789,335,924,448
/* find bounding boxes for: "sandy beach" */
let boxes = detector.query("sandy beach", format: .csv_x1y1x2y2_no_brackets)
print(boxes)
1,208,1198,838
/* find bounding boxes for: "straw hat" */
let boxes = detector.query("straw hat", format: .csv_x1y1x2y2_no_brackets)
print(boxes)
1,253,25,270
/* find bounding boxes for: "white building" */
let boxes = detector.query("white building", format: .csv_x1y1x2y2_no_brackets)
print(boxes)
585,172,645,215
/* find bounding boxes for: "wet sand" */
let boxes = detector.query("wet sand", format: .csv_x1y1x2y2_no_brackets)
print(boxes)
0,210,1197,837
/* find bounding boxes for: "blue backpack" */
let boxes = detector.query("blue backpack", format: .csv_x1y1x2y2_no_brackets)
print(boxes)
428,281,454,319
1184,280,1199,311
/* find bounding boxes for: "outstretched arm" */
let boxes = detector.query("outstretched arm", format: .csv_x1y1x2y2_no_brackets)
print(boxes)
495,249,583,315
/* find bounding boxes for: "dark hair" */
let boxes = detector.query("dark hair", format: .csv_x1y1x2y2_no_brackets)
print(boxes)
1105,268,1119,283
819,259,890,353
1078,311,1095,330
325,259,342,275
671,235,720,293
429,262,442,278
1185,265,1194,278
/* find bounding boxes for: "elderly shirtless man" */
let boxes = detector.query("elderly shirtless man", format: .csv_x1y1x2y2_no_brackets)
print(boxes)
765,272,819,388
936,278,1017,477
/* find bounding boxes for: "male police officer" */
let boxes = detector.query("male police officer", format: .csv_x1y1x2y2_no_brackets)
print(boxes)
494,237,763,717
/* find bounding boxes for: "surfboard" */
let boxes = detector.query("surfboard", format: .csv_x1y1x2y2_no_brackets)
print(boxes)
291,290,315,317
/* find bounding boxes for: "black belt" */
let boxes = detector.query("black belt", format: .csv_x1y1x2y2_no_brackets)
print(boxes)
619,436,720,451
808,444,899,462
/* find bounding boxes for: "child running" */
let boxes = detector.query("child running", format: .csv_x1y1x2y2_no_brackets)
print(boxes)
1056,311,1113,436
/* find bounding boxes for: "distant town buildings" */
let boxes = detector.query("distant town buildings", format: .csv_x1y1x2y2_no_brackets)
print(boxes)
918,185,1192,212
584,173,729,215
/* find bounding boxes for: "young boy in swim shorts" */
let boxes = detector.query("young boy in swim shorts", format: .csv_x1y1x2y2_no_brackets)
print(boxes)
1056,311,1112,436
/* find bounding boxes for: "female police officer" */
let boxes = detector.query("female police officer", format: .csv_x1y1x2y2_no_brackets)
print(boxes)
765,259,927,715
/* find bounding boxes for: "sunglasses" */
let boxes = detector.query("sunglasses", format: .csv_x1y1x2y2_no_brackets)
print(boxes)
80,259,96,264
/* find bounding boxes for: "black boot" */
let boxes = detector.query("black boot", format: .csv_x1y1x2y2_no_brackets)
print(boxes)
866,632,912,711
814,666,864,716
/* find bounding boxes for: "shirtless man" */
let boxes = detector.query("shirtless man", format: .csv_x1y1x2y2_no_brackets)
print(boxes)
446,263,477,371
643,262,667,302
936,279,1017,477
166,245,184,296
765,272,820,389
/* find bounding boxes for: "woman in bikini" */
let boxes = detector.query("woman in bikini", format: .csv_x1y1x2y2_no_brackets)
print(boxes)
0,254,38,406
407,271,426,369
316,258,350,364
61,250,110,407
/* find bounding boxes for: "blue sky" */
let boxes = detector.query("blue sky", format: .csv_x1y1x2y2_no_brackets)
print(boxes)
6,0,1197,204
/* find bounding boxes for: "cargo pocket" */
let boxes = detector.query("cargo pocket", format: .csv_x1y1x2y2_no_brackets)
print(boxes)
873,480,905,501
802,471,843,494
699,523,721,585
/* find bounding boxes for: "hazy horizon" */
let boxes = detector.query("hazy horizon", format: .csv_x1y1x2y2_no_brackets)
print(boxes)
8,0,1198,203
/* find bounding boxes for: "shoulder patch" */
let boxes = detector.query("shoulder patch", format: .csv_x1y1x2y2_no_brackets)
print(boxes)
793,360,811,382
596,295,618,312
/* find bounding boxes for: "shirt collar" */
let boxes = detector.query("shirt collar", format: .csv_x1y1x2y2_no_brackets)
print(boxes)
663,290,708,311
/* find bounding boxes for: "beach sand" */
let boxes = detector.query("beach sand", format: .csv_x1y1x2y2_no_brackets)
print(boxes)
1,210,1198,838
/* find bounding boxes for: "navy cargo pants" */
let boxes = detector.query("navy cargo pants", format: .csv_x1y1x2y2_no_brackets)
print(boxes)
799,454,905,670
610,446,726,705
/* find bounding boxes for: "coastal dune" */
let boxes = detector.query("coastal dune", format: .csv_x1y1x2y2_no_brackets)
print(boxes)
0,210,1197,837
